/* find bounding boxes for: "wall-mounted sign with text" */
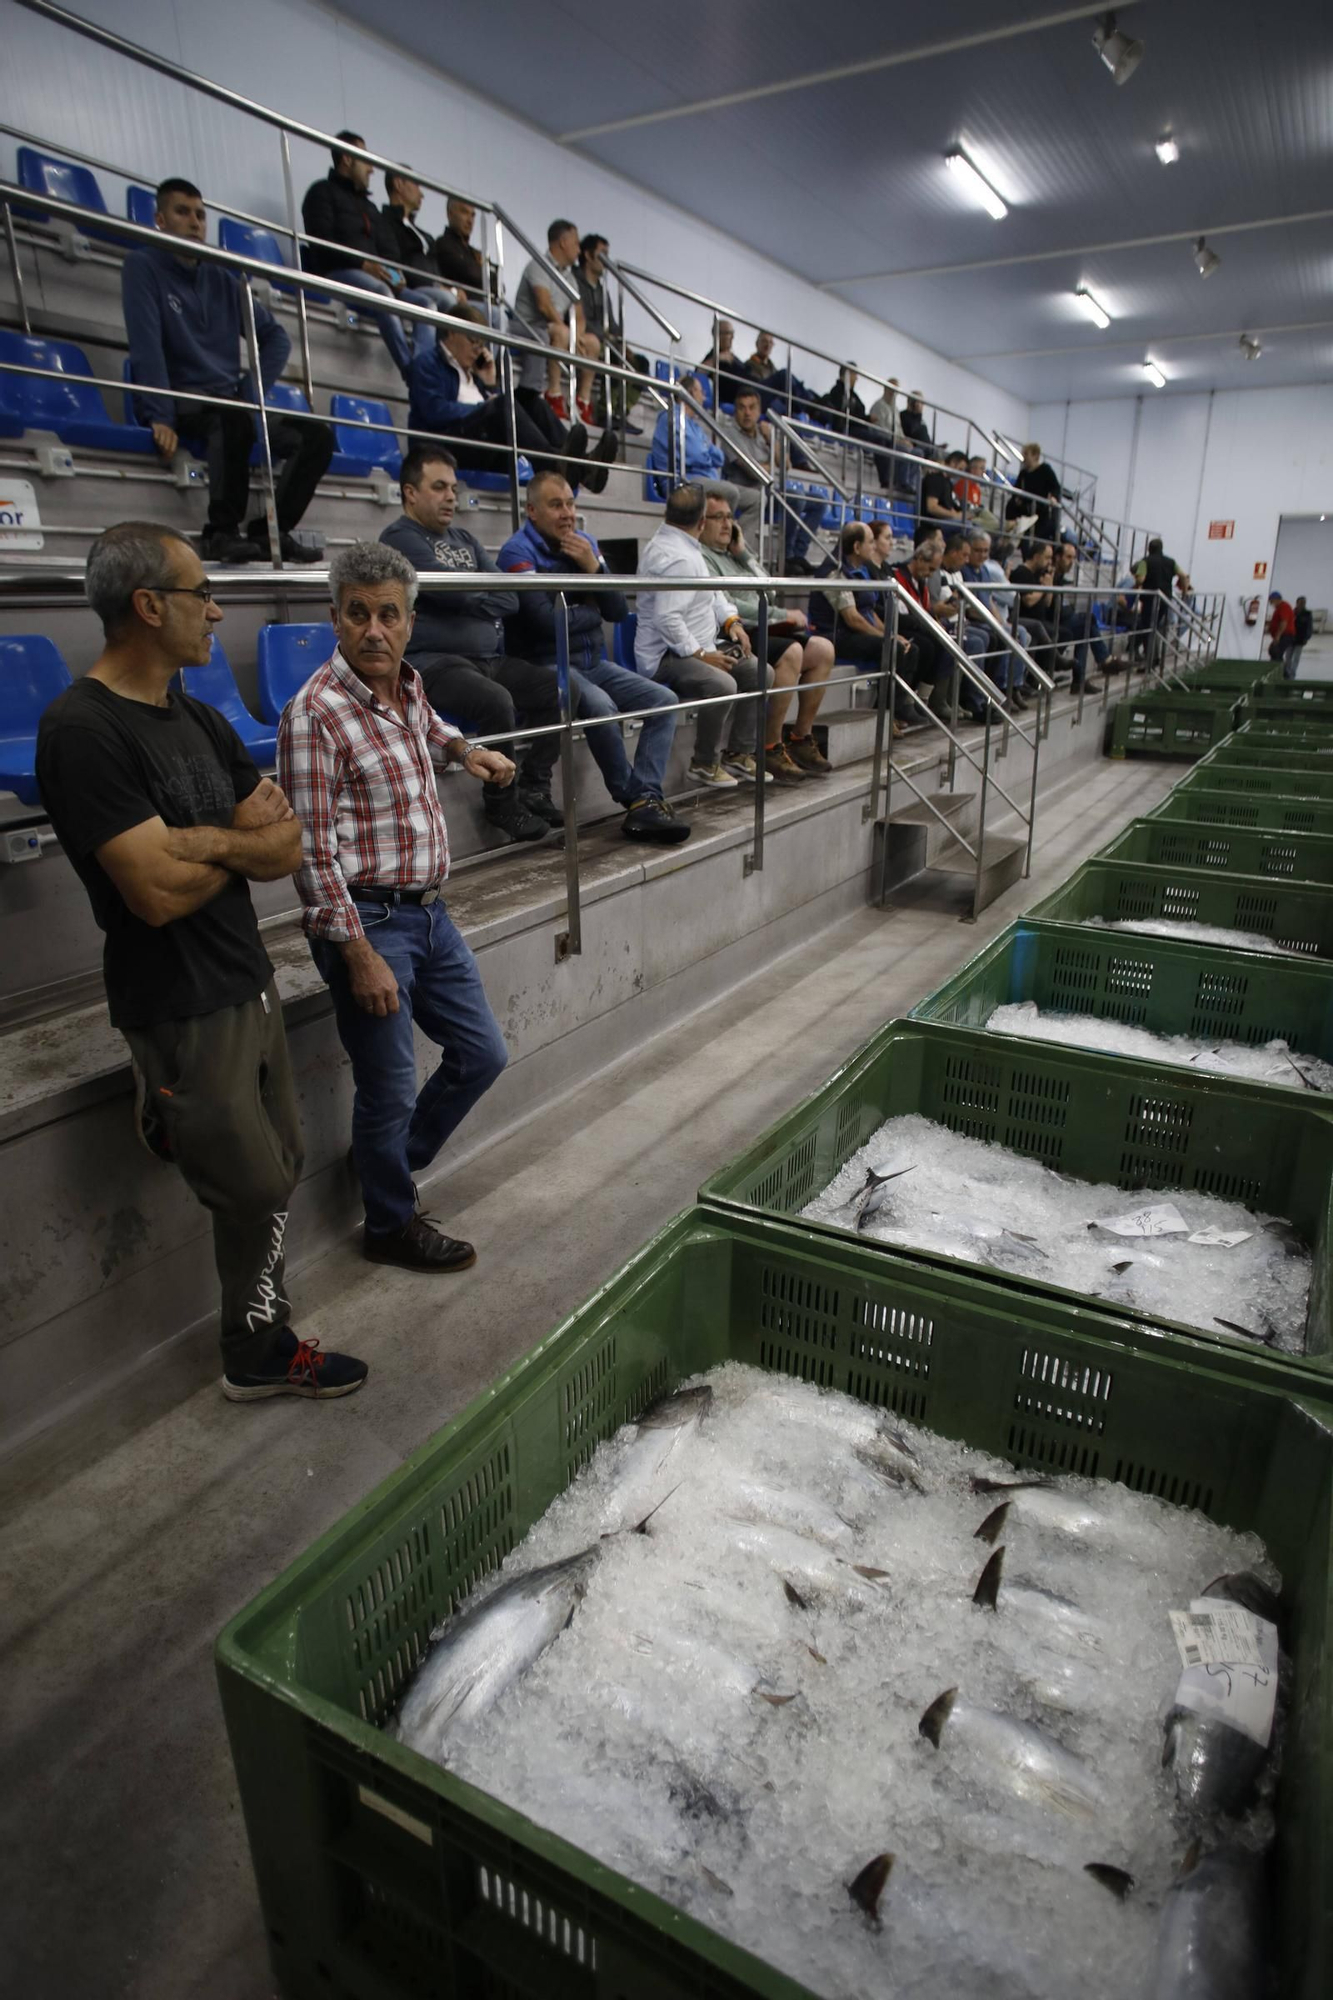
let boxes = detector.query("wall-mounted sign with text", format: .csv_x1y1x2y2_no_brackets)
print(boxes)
0,479,43,550
1253,561,1269,580
1207,520,1234,539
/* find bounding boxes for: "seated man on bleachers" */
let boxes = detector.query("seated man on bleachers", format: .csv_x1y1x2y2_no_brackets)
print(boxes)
123,177,334,566
1050,536,1107,692
697,320,751,404
381,169,448,291
405,303,615,493
301,132,452,379
635,482,773,791
498,471,688,845
698,493,834,783
717,386,822,571
379,445,562,843
891,531,985,724
938,531,1012,708
651,375,751,531
920,450,966,527
809,520,916,737
510,218,602,427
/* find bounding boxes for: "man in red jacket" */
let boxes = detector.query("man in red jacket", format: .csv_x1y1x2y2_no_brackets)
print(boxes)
1267,591,1296,666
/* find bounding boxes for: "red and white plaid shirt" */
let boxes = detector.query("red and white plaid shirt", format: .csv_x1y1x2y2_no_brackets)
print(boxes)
277,648,463,942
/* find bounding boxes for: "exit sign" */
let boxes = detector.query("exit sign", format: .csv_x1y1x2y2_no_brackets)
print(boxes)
1208,520,1235,539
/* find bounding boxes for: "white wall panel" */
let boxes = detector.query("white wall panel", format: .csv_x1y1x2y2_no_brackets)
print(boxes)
0,0,1032,443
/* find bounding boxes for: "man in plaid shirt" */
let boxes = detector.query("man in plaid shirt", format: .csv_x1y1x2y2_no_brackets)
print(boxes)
278,542,511,1271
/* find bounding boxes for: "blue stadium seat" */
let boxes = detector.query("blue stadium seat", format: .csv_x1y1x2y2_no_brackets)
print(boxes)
0,635,72,807
218,216,296,292
16,146,110,233
256,622,336,724
0,365,22,439
458,455,534,493
612,614,638,671
0,332,156,454
253,379,311,466
329,393,401,478
125,184,158,230
180,637,278,766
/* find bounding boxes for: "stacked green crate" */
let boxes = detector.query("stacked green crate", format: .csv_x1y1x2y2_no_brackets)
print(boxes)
1106,685,1242,759
1096,815,1333,884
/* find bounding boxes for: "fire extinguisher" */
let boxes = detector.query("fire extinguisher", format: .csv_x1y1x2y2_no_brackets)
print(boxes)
1243,596,1260,627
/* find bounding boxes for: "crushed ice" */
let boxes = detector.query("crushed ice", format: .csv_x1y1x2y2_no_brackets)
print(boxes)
394,1365,1278,2000
1083,916,1305,955
986,1000,1333,1093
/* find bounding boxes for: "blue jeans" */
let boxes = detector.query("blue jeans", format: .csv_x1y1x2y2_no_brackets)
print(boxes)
963,621,1009,693
1057,608,1109,684
784,492,827,563
312,900,508,1234
570,655,678,804
329,269,451,376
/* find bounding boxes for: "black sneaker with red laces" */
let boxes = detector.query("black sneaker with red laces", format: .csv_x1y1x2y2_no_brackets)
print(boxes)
222,1329,369,1402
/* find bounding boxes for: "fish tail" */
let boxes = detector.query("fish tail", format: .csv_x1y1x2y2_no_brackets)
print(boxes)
972,1546,1004,1610
974,1502,1011,1545
847,1852,894,1923
919,1688,957,1747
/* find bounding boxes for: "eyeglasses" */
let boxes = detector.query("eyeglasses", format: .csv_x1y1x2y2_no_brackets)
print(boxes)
151,584,217,605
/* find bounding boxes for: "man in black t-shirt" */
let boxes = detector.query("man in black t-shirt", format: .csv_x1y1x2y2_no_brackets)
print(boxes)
920,452,965,527
1137,537,1190,667
36,520,367,1402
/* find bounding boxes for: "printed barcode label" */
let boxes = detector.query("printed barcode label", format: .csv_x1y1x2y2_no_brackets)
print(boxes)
1167,1599,1279,1748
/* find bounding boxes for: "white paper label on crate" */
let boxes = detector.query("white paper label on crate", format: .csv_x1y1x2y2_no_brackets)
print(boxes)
1167,1601,1279,1748
1094,1202,1189,1239
1187,1227,1253,1248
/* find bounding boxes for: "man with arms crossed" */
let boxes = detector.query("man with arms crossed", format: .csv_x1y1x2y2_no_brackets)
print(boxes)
36,522,367,1400
278,542,511,1272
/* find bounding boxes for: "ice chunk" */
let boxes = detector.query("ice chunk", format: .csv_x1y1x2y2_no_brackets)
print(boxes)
987,1001,1333,1093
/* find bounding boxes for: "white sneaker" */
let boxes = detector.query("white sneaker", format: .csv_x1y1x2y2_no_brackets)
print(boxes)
722,752,772,784
688,760,740,788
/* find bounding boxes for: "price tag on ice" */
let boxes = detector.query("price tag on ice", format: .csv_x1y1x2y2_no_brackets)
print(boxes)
1187,1227,1252,1248
1093,1202,1189,1239
1168,1601,1279,1748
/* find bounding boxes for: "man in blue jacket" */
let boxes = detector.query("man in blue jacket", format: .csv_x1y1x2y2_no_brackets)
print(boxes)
650,374,751,529
499,472,688,844
380,444,557,842
406,304,617,493
122,179,333,565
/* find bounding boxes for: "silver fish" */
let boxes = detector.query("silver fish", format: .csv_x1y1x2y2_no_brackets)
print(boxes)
919,1688,1105,1820
605,1384,713,1526
972,1547,1105,1648
395,1547,599,1761
847,1851,894,1925
973,1476,1140,1549
745,1382,923,1489
725,1518,889,1598
1162,1574,1280,1817
1146,1844,1266,2000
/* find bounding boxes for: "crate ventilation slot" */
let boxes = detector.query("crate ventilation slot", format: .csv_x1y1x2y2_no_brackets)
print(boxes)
844,1368,928,1421
346,1524,440,1715
760,1263,840,1355
1111,1461,1213,1513
1157,883,1201,920
1005,1424,1101,1479
834,1095,867,1161
1261,843,1300,877
563,1334,619,1467
1103,953,1154,999
477,1865,597,1970
1193,969,1248,1021
1123,1093,1193,1157
622,1355,671,1430
849,1294,934,1374
1012,1347,1112,1437
1049,946,1101,1000
1234,894,1278,930
1191,1165,1265,1207
758,1338,836,1388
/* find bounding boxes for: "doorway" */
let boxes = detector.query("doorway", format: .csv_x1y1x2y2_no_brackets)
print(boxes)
1272,513,1333,677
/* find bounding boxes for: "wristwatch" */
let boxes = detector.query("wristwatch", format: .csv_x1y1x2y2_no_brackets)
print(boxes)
457,738,483,764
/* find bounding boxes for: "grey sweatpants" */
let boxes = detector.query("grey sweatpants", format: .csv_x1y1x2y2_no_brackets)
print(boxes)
122,977,304,1372
652,651,773,764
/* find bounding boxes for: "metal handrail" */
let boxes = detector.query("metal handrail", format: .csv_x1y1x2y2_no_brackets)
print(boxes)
952,581,1052,693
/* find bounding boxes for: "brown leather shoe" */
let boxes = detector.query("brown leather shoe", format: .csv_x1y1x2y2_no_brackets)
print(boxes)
785,732,832,777
363,1212,477,1272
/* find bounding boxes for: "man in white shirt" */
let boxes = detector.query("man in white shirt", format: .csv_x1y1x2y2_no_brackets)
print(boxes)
635,484,772,789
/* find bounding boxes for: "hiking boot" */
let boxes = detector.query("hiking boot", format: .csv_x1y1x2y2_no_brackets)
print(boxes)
580,427,620,496
561,421,590,489
688,759,739,789
1077,678,1105,697
222,1328,369,1402
622,796,691,844
199,527,256,566
519,783,565,828
483,784,550,842
363,1212,478,1272
764,742,807,786
785,733,831,777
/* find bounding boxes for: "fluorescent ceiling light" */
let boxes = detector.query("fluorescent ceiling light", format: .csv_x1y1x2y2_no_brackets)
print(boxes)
1092,11,1145,85
1075,286,1112,329
1155,135,1179,165
945,147,1008,221
1143,360,1167,388
1194,236,1221,277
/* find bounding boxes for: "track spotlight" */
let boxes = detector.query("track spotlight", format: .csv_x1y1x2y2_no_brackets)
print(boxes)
1239,334,1262,361
1155,135,1179,165
1193,236,1221,278
1092,12,1145,85
1075,286,1112,329
945,148,1008,221
1143,360,1167,388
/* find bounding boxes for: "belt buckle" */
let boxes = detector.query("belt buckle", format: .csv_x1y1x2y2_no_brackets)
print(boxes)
420,883,442,907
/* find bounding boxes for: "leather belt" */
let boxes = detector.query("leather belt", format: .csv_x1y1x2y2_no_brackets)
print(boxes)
348,883,444,907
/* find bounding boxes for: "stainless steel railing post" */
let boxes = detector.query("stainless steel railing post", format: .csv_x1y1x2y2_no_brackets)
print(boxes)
240,273,282,567
553,590,581,961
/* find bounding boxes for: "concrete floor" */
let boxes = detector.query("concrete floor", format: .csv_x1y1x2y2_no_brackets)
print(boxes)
0,753,1179,2000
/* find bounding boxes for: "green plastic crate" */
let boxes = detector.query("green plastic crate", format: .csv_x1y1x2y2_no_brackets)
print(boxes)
910,917,1333,1099
1202,742,1333,775
1250,683,1333,715
699,1018,1333,1389
1151,788,1333,834
1179,659,1273,691
1028,855,1333,958
1098,816,1333,886
216,1207,1333,2000
1177,762,1333,802
1232,721,1333,753
1106,689,1240,759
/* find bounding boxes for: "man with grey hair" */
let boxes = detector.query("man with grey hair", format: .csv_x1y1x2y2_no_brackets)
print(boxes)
278,540,513,1272
35,520,368,1401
